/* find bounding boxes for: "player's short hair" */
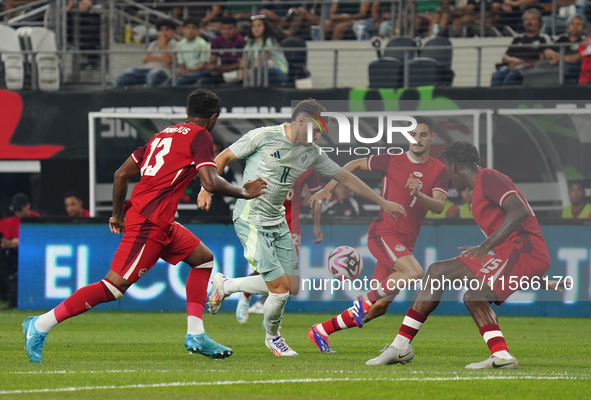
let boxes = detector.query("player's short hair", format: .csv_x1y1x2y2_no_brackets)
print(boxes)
440,141,480,167
187,89,221,119
64,191,82,201
183,18,199,28
220,16,237,26
568,180,584,190
10,193,30,212
291,98,328,125
156,19,177,31
412,116,433,133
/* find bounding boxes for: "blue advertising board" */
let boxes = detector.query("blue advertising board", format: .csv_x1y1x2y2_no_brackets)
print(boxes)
18,222,591,316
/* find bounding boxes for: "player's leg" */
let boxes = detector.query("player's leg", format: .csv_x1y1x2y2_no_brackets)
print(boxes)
23,221,160,363
366,257,472,365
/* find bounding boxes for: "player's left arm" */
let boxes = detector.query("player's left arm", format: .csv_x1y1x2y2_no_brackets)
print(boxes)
110,157,140,234
409,181,447,214
459,193,529,263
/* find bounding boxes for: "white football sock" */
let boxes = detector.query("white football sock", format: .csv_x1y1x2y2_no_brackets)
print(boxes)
493,350,512,360
264,292,289,339
187,316,205,335
226,275,269,295
34,310,58,333
392,334,411,349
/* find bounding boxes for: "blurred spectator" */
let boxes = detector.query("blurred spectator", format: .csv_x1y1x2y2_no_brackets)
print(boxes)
542,0,577,35
561,181,591,218
413,0,444,37
226,0,254,20
543,15,585,83
329,0,372,40
447,0,503,37
491,9,549,86
259,0,291,23
169,18,209,86
201,17,245,85
498,0,538,33
353,1,393,39
425,199,459,218
171,0,223,30
64,192,90,218
578,34,591,83
65,0,102,68
239,15,289,85
458,188,474,218
280,2,329,39
113,19,177,88
0,193,39,309
324,185,361,217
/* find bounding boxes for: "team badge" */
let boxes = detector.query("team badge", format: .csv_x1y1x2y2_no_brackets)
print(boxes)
395,244,405,252
413,171,423,177
138,268,148,277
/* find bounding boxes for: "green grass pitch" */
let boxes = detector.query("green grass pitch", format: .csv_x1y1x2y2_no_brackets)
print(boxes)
1,309,589,399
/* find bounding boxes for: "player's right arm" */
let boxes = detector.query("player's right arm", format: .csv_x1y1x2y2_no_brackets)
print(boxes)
199,165,266,208
313,158,369,204
110,157,140,234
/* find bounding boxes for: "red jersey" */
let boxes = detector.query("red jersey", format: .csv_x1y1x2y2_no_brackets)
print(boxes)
82,209,90,217
127,123,216,230
0,212,40,239
284,169,322,234
471,168,549,263
367,151,449,250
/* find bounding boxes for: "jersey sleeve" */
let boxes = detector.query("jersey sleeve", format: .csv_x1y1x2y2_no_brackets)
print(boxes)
481,170,518,207
432,166,450,196
306,170,322,192
229,128,267,159
311,151,340,178
190,129,216,171
367,153,391,172
131,144,148,166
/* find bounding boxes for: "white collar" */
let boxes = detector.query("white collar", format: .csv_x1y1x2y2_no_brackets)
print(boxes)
407,151,420,164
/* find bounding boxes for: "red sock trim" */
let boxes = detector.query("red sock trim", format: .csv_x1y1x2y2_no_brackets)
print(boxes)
186,267,212,318
487,337,509,354
190,255,214,268
397,308,427,340
407,308,427,323
321,309,357,336
479,324,500,336
244,293,251,299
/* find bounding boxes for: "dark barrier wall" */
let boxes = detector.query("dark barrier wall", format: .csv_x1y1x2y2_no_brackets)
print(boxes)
18,221,591,317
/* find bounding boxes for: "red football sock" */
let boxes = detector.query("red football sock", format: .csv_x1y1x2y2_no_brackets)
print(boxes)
186,257,213,318
316,309,357,336
54,279,123,323
479,324,509,355
362,272,400,304
398,308,428,341
244,293,251,299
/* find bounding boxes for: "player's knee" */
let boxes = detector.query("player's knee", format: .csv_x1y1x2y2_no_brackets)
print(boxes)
101,279,125,300
426,261,447,278
407,267,424,281
463,289,489,304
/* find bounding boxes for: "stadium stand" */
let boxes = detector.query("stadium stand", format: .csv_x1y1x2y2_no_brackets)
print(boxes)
0,24,24,90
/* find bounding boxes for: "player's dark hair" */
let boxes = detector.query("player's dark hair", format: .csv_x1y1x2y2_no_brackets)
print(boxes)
187,89,221,119
568,181,584,190
291,98,328,125
182,18,199,28
63,191,82,201
412,116,433,133
156,19,177,31
220,16,237,26
440,141,480,167
10,193,30,212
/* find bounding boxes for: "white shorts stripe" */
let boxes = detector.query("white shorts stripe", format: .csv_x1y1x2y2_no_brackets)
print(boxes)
101,279,123,299
123,244,146,280
315,324,328,336
336,315,348,329
380,237,398,263
402,316,423,330
483,330,504,342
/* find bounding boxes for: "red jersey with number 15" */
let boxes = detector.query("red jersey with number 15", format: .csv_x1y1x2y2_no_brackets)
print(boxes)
367,151,449,251
126,123,216,230
471,168,549,263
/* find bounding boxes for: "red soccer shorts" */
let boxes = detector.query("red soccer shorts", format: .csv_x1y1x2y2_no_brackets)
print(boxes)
110,210,200,283
367,232,414,282
457,243,549,304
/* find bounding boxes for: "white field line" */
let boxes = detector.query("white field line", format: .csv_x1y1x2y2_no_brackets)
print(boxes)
0,375,587,395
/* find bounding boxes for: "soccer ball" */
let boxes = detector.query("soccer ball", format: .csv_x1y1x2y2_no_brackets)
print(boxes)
327,246,364,280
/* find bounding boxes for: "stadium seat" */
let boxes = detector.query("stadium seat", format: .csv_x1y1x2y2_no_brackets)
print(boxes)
521,61,560,87
281,37,310,87
0,24,24,90
16,26,60,91
408,57,440,87
368,57,403,88
420,36,455,86
383,36,417,62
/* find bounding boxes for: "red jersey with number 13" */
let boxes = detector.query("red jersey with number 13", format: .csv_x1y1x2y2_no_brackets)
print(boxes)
471,168,549,263
367,151,449,250
126,123,216,230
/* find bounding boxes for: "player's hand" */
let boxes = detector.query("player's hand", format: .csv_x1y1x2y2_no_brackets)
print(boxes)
198,189,212,211
405,173,420,197
545,279,565,292
381,200,407,221
458,245,489,265
313,226,323,243
109,217,125,234
243,177,267,199
309,188,332,212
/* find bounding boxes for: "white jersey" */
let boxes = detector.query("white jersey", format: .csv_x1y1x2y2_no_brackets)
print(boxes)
230,123,340,226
